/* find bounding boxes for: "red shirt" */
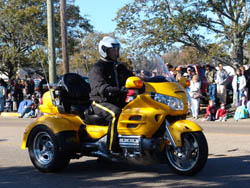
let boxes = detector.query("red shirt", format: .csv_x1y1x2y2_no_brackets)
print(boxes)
205,105,217,118
216,108,227,119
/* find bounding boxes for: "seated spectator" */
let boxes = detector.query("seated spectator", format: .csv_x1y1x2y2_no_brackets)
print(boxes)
204,100,217,121
247,100,250,117
234,94,249,121
238,94,248,107
23,94,39,118
18,95,32,118
216,103,227,122
5,93,12,112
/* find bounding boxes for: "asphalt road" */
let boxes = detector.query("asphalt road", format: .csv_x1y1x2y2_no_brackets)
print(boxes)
0,117,250,188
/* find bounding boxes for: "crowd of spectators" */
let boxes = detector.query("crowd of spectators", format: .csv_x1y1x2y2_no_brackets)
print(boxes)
168,63,250,121
1,63,250,121
0,75,41,118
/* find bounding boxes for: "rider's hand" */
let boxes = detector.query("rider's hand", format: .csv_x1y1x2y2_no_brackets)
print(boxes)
106,87,120,97
120,86,128,94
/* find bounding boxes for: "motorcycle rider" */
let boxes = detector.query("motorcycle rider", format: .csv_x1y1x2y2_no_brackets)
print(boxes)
88,36,133,155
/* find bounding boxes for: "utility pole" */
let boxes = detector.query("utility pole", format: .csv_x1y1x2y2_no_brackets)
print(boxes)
60,0,69,73
47,0,57,83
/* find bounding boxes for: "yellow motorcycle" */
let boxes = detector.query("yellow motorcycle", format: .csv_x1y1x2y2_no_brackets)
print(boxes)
21,56,208,175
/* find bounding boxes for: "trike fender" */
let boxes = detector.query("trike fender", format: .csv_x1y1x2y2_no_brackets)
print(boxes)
21,114,84,150
168,120,203,147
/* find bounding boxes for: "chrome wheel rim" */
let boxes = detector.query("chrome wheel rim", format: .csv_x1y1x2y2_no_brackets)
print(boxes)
166,133,199,172
33,131,55,165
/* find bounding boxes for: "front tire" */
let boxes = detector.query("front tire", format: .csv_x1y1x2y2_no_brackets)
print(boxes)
165,132,208,176
28,125,70,173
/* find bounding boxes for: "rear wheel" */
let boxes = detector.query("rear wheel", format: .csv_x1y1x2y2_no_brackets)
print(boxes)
165,132,208,176
28,125,70,173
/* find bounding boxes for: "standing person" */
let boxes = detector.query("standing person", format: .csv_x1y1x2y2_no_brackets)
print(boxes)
186,67,193,80
0,81,6,112
245,67,250,100
167,64,174,76
88,36,133,155
140,70,145,78
232,68,246,106
5,93,12,112
239,65,249,98
205,65,217,106
189,75,201,119
10,80,20,112
215,63,229,105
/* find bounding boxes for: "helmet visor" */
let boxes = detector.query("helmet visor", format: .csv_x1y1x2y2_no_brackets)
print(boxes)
111,43,120,49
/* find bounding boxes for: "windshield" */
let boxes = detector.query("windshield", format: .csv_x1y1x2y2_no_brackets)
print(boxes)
132,55,176,82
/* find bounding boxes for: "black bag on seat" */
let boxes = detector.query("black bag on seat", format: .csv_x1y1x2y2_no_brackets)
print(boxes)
57,73,91,115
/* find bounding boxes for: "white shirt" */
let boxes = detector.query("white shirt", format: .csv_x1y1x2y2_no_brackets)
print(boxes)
232,75,246,91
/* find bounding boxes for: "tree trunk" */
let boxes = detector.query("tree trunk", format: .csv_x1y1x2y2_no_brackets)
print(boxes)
232,33,244,67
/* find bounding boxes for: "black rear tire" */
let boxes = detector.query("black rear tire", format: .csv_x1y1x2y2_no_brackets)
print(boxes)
28,125,70,173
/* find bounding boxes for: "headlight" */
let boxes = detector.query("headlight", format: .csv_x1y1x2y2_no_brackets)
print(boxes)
150,93,184,110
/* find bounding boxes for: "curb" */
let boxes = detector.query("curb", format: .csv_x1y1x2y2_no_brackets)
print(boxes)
0,112,21,117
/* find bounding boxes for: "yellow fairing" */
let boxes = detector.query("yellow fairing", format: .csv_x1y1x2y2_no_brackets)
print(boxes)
39,91,108,139
39,91,59,114
117,82,188,137
21,114,83,149
168,120,202,147
21,113,109,149
85,125,108,139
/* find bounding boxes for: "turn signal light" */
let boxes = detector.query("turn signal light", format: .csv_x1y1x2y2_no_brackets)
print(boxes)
186,80,190,87
133,80,143,88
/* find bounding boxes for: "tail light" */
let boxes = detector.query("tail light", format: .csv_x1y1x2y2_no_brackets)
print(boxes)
40,97,43,105
125,89,138,103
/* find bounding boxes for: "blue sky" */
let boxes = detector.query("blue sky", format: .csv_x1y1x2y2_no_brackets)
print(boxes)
74,0,132,33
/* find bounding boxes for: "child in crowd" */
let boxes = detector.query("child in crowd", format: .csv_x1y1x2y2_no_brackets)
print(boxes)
234,94,249,121
204,100,217,121
216,103,227,122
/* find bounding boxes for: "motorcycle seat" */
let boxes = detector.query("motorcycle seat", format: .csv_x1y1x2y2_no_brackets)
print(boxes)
83,106,109,126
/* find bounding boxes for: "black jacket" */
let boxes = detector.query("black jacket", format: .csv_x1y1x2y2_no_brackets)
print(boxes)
88,59,133,106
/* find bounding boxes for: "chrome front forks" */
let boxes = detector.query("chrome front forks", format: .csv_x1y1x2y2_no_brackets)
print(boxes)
164,121,184,158
164,121,177,148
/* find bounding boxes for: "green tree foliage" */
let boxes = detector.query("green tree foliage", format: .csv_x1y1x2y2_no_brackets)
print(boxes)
115,0,250,68
0,0,93,79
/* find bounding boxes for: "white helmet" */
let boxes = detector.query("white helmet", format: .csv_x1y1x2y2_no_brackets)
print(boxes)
98,36,120,59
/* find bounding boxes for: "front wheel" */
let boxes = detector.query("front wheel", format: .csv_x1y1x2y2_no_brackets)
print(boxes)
165,132,208,176
28,125,70,173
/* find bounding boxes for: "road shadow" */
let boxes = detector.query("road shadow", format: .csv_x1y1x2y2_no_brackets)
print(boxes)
0,155,250,188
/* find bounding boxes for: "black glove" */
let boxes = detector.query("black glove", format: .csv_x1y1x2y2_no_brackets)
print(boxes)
106,87,120,97
120,86,128,94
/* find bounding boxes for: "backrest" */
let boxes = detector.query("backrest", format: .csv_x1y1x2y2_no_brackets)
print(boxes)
61,73,90,100
57,73,91,114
